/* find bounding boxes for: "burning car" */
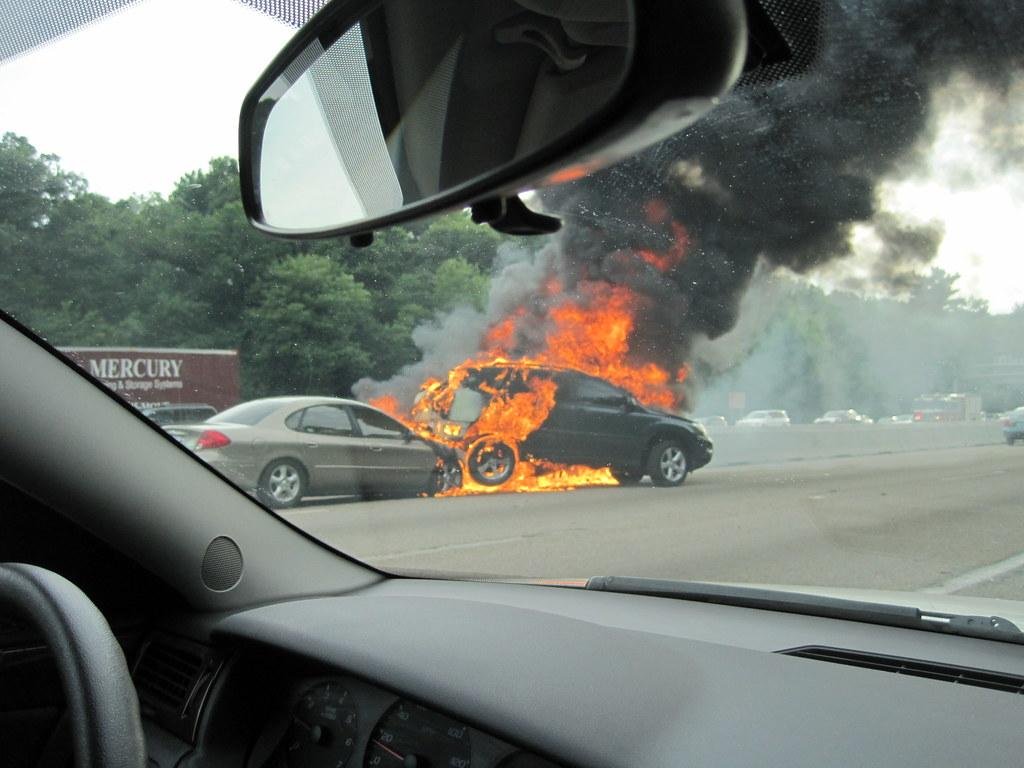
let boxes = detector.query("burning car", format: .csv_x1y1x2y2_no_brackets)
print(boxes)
413,362,712,488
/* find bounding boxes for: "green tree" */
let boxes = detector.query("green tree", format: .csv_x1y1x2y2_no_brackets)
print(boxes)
243,254,381,396
416,212,503,271
0,132,85,229
432,257,489,312
169,157,244,215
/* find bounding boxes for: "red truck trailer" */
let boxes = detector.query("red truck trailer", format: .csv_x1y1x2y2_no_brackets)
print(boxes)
59,347,240,412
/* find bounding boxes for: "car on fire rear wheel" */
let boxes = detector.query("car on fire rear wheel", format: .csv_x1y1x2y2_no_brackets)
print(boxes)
258,459,305,508
467,438,516,486
647,439,689,487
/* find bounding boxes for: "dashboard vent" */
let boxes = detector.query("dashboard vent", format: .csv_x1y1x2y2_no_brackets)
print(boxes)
133,634,223,742
780,646,1024,696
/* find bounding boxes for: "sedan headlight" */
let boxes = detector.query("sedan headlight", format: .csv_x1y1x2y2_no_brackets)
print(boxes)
441,421,464,438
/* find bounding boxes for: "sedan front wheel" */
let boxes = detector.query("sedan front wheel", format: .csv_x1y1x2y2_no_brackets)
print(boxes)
430,458,464,495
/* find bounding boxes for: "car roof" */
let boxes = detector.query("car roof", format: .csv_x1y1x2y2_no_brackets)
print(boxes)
244,396,364,407
469,361,591,377
144,403,216,410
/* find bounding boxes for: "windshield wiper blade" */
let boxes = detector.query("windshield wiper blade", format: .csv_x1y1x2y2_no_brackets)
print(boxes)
585,576,1024,645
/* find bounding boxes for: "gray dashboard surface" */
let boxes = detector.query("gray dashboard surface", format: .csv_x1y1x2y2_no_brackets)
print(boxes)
214,579,1024,768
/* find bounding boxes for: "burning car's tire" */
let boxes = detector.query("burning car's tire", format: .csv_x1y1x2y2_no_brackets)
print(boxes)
258,459,306,508
646,439,688,487
467,438,516,486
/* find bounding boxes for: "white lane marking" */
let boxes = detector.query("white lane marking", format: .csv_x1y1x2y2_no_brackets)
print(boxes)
370,535,532,561
922,551,1024,594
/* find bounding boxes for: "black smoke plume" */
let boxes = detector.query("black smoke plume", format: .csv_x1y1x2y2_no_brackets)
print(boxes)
356,0,1024,407
538,1,1024,368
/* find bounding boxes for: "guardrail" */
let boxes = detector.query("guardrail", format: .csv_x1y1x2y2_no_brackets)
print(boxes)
705,422,1005,467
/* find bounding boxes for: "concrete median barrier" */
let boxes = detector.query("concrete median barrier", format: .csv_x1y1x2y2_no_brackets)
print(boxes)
705,422,1005,467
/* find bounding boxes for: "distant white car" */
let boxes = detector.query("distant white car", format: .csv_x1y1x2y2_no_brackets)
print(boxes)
814,409,873,424
884,414,914,425
736,410,791,427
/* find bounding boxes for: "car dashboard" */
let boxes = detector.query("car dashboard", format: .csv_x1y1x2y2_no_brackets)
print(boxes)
137,629,559,768
134,578,1024,768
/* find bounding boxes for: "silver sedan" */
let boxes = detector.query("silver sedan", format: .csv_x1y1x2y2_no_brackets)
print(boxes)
165,396,461,507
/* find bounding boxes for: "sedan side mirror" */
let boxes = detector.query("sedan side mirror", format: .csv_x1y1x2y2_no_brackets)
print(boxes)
239,0,748,242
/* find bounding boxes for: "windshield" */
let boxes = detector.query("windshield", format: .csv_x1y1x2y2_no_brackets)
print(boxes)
3,1,1024,609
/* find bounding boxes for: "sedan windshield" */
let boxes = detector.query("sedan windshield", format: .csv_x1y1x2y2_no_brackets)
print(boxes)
2,1,1024,607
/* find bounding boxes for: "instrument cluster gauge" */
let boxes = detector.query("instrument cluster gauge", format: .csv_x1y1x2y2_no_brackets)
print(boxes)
280,681,358,768
364,699,471,768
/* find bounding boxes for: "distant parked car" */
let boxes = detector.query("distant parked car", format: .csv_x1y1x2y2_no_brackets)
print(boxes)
165,396,461,507
694,415,729,429
1003,407,1024,445
735,410,791,427
814,409,873,425
140,403,217,426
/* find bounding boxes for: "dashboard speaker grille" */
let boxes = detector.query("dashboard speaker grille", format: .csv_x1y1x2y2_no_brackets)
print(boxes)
201,536,243,591
780,646,1024,696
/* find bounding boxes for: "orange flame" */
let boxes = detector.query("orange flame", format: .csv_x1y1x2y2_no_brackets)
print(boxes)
369,394,401,417
637,222,690,273
468,375,558,444
446,461,618,496
484,283,677,410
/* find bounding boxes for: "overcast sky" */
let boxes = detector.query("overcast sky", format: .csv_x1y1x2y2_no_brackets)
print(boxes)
1,0,1022,312
0,0,292,200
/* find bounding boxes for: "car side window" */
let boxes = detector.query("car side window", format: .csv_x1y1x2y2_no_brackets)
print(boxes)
297,405,355,436
352,407,408,439
572,376,626,404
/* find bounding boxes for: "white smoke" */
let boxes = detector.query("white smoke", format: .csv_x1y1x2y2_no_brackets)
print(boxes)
353,241,555,407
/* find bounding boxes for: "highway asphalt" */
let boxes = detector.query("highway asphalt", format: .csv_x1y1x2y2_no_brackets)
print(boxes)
281,444,1024,601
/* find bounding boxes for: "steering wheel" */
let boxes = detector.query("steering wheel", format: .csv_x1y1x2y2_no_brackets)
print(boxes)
0,563,146,768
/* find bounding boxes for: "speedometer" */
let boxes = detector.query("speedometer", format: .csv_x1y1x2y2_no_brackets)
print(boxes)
364,700,471,768
281,682,358,768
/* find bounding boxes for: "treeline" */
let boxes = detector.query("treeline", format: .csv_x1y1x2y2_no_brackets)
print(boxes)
0,133,508,398
695,271,1024,421
4,133,1022,418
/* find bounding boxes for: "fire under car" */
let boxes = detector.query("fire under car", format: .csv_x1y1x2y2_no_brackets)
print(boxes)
414,363,713,488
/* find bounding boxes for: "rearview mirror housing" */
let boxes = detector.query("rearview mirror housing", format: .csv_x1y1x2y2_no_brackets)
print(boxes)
239,0,748,241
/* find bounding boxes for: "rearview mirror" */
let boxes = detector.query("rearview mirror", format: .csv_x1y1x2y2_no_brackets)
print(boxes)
240,0,747,240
